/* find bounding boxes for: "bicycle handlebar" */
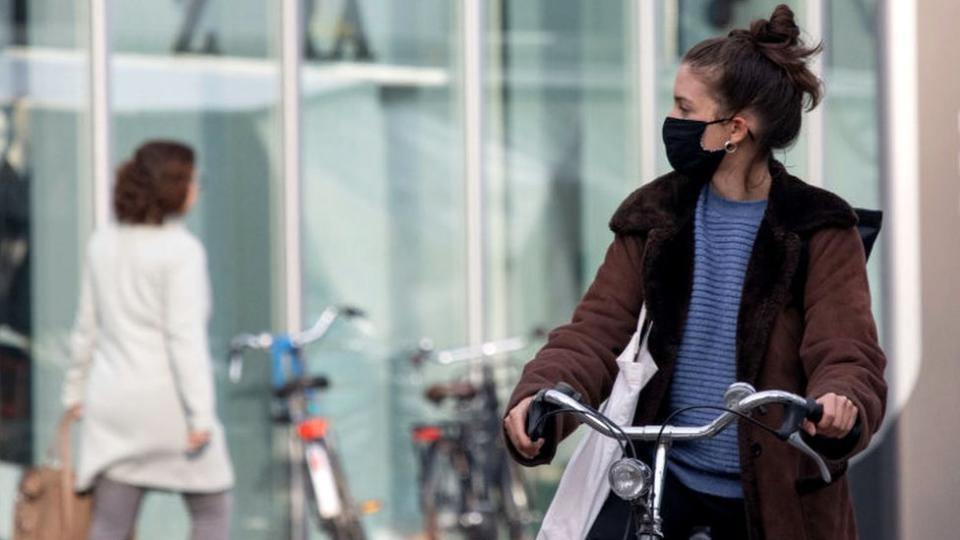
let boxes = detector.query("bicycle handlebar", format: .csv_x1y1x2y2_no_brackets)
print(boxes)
412,327,547,366
226,305,367,382
527,382,831,483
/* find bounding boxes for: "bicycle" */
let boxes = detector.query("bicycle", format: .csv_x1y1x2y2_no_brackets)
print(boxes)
227,305,375,540
410,331,543,540
526,381,830,539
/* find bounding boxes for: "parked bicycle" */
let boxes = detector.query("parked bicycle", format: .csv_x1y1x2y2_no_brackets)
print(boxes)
410,330,544,540
227,305,376,540
526,381,829,539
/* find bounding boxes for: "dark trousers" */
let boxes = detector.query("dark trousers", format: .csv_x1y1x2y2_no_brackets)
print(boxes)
585,469,747,540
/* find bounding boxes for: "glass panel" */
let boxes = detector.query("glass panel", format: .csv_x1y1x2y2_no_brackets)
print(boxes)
0,1,92,537
111,3,283,538
822,0,885,336
298,1,465,536
484,0,639,517
485,0,639,335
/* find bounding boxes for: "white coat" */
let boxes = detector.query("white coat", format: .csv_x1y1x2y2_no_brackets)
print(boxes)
62,221,233,492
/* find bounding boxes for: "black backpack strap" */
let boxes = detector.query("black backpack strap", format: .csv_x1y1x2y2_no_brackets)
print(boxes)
855,208,883,261
789,208,882,312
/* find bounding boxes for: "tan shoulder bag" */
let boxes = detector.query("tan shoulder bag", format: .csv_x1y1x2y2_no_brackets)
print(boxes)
13,414,92,540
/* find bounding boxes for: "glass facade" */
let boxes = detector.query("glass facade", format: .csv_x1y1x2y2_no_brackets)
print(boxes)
482,0,639,506
821,0,885,337
297,1,465,536
485,0,638,337
0,1,888,538
0,0,93,536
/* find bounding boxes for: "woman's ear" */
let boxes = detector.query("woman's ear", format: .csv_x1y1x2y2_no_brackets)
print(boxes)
729,115,753,145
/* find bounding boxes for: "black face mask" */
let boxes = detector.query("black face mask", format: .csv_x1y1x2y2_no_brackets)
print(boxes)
661,116,732,181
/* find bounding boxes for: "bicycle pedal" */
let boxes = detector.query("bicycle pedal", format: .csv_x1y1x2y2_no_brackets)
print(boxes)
358,499,382,515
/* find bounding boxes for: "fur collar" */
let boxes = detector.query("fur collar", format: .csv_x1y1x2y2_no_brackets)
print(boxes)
609,158,857,236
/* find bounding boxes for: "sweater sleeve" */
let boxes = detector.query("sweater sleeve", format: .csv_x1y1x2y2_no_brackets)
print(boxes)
62,255,98,408
801,226,888,460
503,234,646,466
164,238,217,432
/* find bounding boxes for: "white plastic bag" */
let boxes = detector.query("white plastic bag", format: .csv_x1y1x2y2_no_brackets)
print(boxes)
537,304,657,540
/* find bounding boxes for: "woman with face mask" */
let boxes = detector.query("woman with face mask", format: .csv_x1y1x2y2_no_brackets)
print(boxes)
502,5,886,540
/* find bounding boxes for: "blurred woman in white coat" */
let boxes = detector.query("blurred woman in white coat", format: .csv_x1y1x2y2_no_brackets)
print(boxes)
62,140,233,540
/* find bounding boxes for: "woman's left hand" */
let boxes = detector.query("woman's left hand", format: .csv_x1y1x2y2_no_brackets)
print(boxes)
802,392,858,438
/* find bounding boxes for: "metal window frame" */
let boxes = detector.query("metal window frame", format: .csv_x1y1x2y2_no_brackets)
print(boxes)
879,0,921,416
90,0,112,226
281,0,304,336
635,0,659,186
463,0,486,347
280,1,306,539
805,0,825,188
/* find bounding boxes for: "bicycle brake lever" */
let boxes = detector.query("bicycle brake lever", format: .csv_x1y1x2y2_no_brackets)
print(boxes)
787,432,832,484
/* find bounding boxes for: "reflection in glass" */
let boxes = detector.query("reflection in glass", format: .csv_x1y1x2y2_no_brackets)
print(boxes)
298,1,465,536
483,0,639,520
0,1,93,538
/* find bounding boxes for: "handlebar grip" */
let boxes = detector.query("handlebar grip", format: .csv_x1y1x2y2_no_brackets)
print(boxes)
525,391,552,441
776,399,823,441
806,400,824,424
339,305,367,318
524,382,581,441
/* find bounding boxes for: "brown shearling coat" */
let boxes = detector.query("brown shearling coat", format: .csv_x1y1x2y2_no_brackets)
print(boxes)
506,159,887,540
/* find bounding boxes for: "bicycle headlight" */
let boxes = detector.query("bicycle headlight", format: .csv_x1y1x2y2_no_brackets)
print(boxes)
608,458,652,501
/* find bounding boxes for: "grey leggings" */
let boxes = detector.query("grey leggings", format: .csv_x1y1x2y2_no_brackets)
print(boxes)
88,476,232,540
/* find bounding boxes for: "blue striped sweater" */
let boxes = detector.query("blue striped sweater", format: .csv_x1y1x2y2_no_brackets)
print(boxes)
667,183,767,499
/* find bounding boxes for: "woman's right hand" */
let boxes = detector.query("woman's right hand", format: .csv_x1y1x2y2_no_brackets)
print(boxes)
187,430,211,453
503,395,545,459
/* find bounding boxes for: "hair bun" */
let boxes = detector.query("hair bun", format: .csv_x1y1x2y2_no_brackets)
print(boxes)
113,140,195,224
750,4,801,47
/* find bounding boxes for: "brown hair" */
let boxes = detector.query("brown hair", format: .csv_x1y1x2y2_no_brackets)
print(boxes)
683,4,822,152
113,140,195,224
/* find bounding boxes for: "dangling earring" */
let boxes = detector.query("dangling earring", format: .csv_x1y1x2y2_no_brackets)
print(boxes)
723,140,738,154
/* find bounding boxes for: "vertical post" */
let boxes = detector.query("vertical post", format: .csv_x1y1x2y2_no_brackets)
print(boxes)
281,0,305,538
805,0,825,188
880,0,921,418
89,0,112,226
633,0,658,185
282,0,304,335
463,0,486,347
